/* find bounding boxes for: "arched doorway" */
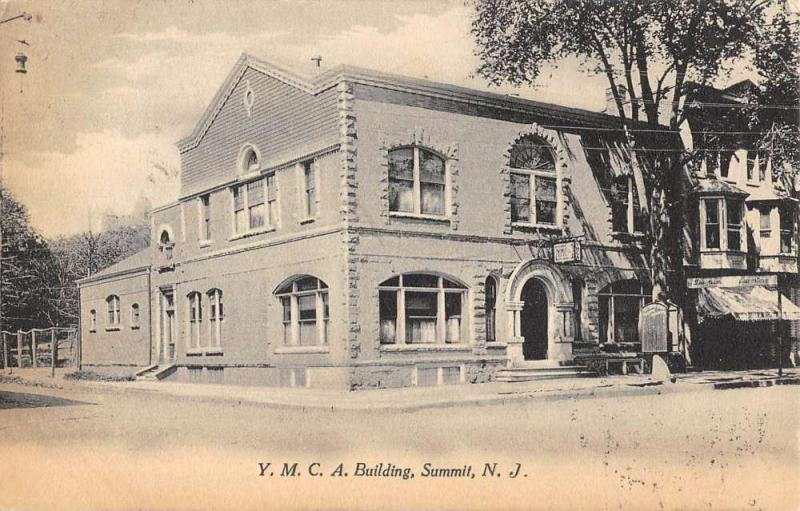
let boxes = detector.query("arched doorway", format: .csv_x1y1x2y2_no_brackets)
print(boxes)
521,278,549,360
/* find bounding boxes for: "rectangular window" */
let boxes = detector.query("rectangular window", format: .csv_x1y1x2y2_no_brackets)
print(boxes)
297,294,317,346
303,161,317,218
747,151,757,182
266,173,278,226
388,148,416,213
419,149,445,215
379,290,398,344
199,194,211,241
760,207,771,239
704,199,720,249
232,177,274,235
247,180,265,230
534,176,557,224
780,205,794,254
405,291,438,344
444,292,462,344
233,185,247,234
510,172,531,223
281,297,292,346
726,200,742,251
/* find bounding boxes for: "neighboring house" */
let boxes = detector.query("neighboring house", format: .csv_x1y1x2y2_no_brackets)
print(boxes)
681,80,800,369
78,54,670,389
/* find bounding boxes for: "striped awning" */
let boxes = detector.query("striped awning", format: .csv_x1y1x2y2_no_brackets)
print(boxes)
697,285,800,322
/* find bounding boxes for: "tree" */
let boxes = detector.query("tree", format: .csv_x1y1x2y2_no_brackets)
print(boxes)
40,224,150,326
472,0,770,300
748,5,799,192
0,185,52,331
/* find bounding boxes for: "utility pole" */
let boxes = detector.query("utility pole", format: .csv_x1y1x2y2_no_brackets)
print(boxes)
0,11,32,347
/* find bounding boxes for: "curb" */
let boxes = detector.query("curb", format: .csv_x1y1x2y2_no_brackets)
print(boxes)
712,377,800,390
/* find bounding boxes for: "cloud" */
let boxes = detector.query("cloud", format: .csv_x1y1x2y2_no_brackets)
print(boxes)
4,130,181,237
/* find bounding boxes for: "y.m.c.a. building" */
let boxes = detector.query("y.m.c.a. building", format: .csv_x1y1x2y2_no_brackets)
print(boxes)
78,54,664,389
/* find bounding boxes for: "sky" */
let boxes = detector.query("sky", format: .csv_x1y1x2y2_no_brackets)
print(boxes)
0,0,768,238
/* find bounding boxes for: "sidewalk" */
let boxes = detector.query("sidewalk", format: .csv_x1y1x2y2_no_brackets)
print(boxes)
2,367,798,411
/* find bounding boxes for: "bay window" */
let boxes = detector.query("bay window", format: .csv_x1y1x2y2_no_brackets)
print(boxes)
780,204,794,254
701,198,745,252
379,273,466,345
276,276,329,347
388,147,447,217
509,136,558,226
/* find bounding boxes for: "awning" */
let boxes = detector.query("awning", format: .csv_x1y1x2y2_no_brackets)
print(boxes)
697,285,800,322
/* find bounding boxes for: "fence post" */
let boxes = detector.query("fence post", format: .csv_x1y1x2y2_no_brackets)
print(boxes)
31,330,37,368
17,330,22,368
51,329,57,378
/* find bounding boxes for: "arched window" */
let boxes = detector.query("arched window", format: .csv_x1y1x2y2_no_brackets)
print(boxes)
241,146,260,174
275,276,329,346
187,291,203,348
130,303,140,329
89,310,97,332
509,136,558,226
388,147,447,216
598,280,652,346
207,289,224,347
485,276,498,342
106,295,120,326
159,230,174,260
379,273,467,345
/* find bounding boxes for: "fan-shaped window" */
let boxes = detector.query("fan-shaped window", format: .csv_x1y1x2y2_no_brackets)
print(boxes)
379,273,466,345
509,136,559,226
240,147,260,174
598,280,652,347
275,276,329,347
388,147,448,217
106,295,120,326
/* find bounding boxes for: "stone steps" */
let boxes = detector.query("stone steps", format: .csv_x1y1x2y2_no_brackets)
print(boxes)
135,364,176,381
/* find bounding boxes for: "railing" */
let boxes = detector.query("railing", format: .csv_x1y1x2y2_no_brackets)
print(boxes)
0,327,78,373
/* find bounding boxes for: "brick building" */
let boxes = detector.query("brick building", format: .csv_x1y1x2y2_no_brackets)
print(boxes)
78,54,668,388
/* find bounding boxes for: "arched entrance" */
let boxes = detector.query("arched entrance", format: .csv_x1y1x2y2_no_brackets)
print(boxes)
521,278,549,360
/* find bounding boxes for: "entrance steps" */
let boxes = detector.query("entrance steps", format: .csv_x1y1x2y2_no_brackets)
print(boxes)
135,364,176,381
495,360,593,383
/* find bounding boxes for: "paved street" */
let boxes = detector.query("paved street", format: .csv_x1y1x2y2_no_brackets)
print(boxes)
0,380,797,511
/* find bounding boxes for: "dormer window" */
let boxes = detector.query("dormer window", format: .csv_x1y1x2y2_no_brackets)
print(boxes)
509,136,558,226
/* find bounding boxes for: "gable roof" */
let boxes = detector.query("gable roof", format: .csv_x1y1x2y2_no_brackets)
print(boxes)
177,54,665,152
77,248,152,286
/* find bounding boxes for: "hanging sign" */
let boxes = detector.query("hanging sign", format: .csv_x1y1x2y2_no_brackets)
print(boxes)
553,239,581,264
686,275,777,289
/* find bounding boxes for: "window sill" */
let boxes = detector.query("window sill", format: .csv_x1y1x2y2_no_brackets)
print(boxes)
274,346,329,354
186,347,224,356
105,327,121,332
380,344,471,352
299,216,318,225
130,326,140,330
512,222,561,231
700,249,746,255
229,226,276,242
199,239,214,248
389,212,451,223
89,329,96,333
236,170,261,182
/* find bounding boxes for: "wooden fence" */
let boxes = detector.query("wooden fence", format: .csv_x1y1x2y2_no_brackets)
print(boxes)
1,327,78,375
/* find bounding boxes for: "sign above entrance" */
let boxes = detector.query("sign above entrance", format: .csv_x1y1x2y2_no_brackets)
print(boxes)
553,239,581,264
686,275,778,289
